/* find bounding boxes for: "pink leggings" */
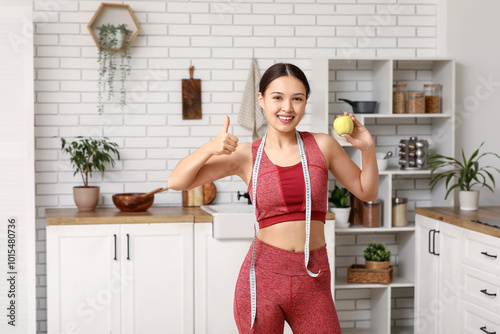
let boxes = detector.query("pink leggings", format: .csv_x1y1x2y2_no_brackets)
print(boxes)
233,238,341,333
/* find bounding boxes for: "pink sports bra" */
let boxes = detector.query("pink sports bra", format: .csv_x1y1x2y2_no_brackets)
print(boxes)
248,132,329,229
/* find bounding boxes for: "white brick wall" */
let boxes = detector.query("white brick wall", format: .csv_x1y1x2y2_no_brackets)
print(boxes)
34,0,440,332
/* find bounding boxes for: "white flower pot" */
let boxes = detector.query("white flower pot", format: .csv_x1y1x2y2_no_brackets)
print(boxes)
459,190,479,211
330,207,351,227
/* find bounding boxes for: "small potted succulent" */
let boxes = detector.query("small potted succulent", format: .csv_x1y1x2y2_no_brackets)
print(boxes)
329,184,350,227
60,136,120,211
427,142,500,211
364,242,391,270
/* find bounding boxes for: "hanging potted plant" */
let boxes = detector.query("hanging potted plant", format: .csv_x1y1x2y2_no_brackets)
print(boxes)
60,136,120,211
329,184,351,228
427,142,500,211
97,23,132,114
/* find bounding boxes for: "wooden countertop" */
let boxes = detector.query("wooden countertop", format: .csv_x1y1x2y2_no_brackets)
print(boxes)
46,206,213,226
46,207,335,226
415,206,500,238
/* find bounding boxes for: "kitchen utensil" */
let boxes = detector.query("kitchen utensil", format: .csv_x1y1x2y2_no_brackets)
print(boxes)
141,187,168,197
112,187,168,212
376,153,388,170
383,151,393,159
398,136,429,170
112,193,155,212
182,66,202,119
182,182,217,207
338,98,377,114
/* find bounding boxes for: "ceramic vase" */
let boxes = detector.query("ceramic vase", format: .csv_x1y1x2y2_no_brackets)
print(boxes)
73,186,99,212
459,190,479,211
330,207,351,227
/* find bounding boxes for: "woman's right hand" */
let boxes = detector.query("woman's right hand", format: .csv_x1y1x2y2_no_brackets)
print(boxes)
210,115,239,156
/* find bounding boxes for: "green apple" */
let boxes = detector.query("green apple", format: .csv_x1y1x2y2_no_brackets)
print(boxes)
333,115,354,136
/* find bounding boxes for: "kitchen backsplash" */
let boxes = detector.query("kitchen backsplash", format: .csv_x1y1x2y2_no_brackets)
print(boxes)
34,0,440,332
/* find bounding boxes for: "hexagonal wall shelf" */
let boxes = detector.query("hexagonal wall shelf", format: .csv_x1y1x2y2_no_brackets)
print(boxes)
88,3,141,51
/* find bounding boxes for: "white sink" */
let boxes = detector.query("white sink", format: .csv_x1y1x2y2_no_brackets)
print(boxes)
201,204,255,239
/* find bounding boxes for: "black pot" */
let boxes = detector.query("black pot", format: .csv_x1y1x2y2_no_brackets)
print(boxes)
338,98,377,114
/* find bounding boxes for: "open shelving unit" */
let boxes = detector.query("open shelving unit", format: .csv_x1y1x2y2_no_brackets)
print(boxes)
313,58,455,333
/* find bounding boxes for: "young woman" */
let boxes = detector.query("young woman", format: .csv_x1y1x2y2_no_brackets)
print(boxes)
168,63,378,333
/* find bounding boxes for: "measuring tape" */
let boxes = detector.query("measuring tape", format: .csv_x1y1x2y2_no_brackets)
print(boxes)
249,130,320,330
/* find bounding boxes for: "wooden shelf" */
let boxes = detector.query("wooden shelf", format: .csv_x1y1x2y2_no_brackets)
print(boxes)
341,329,376,334
87,3,141,50
340,325,414,334
355,113,452,119
335,275,415,289
335,223,416,233
391,326,414,334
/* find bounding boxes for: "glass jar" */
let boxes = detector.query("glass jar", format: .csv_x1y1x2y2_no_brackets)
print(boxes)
362,200,381,227
349,194,364,225
392,197,408,227
424,84,441,113
393,84,407,114
408,92,424,113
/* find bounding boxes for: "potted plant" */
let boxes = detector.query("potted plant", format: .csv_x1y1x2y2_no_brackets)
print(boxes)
329,184,350,227
427,142,500,211
60,136,120,211
364,242,391,270
97,23,133,114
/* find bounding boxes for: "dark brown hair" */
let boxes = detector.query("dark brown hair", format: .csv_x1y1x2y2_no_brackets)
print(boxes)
259,63,310,97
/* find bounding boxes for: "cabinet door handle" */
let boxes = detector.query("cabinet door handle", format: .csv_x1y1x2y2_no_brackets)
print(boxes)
481,251,498,259
480,289,497,297
127,233,130,260
480,326,496,334
432,230,440,256
428,229,433,254
114,234,117,261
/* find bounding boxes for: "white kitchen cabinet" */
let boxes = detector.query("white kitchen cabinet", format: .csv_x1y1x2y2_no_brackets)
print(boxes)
47,224,122,334
121,223,194,334
462,228,500,333
414,215,439,334
194,222,251,334
194,220,336,334
415,214,478,334
435,220,463,334
47,222,194,334
310,58,456,333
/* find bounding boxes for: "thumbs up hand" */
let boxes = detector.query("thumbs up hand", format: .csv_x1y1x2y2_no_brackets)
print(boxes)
210,115,239,156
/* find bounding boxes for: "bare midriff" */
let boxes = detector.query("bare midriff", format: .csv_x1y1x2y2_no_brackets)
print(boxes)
256,220,326,252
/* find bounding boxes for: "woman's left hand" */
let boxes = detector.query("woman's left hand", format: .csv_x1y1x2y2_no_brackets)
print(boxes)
342,113,375,152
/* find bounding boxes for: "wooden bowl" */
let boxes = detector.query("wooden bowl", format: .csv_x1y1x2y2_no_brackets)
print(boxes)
112,193,154,212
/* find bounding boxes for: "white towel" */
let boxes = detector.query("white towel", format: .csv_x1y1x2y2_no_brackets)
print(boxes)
238,58,266,141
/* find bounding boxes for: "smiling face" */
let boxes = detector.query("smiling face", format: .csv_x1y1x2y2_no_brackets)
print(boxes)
258,75,308,134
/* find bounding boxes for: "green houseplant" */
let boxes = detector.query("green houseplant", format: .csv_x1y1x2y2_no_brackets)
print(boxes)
363,242,391,270
329,184,351,227
97,23,133,114
427,142,500,211
60,136,120,211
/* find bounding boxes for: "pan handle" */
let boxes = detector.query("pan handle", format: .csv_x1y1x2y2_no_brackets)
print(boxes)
338,98,356,106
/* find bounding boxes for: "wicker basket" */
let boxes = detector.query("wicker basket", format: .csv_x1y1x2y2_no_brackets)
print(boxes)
365,260,390,270
347,264,393,284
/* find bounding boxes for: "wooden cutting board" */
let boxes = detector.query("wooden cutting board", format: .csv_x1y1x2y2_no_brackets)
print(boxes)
182,66,202,119
182,182,216,207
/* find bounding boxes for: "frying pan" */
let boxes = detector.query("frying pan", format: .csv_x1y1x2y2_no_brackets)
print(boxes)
112,187,168,212
338,98,377,114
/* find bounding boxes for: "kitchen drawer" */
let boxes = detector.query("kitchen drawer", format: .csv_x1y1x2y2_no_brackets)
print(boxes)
464,301,500,334
463,265,500,314
463,228,500,275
